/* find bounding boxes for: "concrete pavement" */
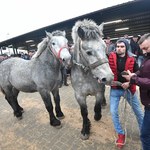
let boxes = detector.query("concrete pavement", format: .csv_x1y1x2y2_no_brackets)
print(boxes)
0,82,142,150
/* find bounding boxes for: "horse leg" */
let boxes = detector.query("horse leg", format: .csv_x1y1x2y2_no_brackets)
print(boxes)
12,88,24,113
3,86,23,119
52,89,65,119
94,93,102,121
101,84,107,107
75,94,91,140
39,89,61,128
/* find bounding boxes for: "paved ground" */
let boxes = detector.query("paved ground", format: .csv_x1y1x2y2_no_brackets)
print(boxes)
0,80,143,150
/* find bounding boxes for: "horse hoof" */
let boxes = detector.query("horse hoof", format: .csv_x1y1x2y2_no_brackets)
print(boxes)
57,115,65,120
80,134,89,140
94,114,102,121
50,119,61,127
56,112,65,119
17,116,23,120
14,111,23,119
54,124,62,129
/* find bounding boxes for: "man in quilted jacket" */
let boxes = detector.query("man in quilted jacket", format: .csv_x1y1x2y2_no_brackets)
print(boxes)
109,38,143,149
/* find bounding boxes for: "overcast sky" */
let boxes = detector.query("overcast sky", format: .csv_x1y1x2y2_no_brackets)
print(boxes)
0,0,133,42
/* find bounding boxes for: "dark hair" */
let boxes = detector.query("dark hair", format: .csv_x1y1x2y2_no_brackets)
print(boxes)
138,33,150,45
133,34,139,38
103,36,110,40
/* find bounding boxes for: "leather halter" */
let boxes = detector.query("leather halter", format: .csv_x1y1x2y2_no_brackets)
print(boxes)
73,39,108,72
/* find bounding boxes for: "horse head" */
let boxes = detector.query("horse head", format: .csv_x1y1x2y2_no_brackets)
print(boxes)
33,30,71,66
72,19,114,85
46,30,71,66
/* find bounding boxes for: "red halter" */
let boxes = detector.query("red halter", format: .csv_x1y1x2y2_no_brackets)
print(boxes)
57,46,68,59
50,46,69,62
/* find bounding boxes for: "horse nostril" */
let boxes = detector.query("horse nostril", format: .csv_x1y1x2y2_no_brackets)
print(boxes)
102,78,106,82
62,59,65,62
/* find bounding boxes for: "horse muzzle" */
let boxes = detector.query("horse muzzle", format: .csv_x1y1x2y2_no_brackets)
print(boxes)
96,75,114,85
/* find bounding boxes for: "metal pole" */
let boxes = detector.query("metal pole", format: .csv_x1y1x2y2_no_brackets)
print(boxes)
0,47,3,55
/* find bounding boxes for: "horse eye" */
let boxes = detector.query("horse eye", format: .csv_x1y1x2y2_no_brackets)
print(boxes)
52,42,55,45
87,51,92,55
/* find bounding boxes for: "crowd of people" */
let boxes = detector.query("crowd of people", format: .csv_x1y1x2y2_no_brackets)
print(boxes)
0,50,36,62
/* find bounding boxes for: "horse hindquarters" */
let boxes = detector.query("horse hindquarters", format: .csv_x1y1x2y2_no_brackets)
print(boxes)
39,89,61,128
2,86,23,119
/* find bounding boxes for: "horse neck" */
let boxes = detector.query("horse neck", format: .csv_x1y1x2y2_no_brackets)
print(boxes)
38,48,61,67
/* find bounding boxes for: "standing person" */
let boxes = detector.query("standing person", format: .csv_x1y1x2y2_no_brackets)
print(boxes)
130,35,144,67
104,36,115,56
108,38,144,149
122,33,150,150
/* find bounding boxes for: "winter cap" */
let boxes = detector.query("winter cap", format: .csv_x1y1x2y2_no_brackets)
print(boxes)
116,38,136,57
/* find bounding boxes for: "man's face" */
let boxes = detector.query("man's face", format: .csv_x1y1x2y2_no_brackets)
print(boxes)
116,42,126,56
140,38,150,54
105,38,111,44
133,37,138,42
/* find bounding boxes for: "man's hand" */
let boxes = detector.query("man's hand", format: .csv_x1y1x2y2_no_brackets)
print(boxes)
121,82,130,89
122,70,136,81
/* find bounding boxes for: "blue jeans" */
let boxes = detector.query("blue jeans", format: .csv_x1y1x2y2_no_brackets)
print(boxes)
141,108,150,150
110,88,144,135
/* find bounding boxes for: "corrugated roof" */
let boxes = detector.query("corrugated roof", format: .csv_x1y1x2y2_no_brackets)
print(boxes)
0,0,150,51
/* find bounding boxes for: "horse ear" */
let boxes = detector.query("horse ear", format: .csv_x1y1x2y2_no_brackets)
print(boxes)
45,30,52,39
77,27,85,40
62,31,66,37
98,23,104,36
99,22,104,31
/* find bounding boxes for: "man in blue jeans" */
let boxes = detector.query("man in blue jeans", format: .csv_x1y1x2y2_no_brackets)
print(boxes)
123,33,150,150
108,38,144,149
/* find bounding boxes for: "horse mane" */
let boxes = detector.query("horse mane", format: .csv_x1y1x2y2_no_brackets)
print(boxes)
51,30,66,37
72,19,103,43
32,38,48,59
32,30,66,59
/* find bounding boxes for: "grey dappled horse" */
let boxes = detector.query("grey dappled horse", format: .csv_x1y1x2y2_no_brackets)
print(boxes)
71,19,114,139
0,30,71,128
